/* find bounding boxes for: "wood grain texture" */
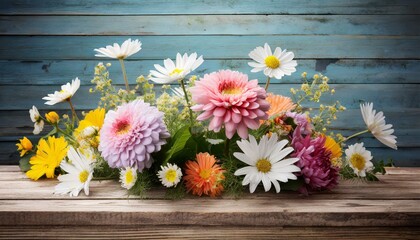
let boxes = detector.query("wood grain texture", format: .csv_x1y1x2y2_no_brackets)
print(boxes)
0,166,419,230
1,36,419,60
2,15,419,36
1,60,419,85
1,0,419,15
0,226,419,240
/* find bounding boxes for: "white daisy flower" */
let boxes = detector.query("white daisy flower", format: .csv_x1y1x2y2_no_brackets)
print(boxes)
42,77,81,105
345,143,374,177
120,167,138,190
360,102,397,150
54,146,94,197
94,38,142,59
150,52,204,84
29,106,44,135
248,43,297,79
234,134,300,193
157,163,183,188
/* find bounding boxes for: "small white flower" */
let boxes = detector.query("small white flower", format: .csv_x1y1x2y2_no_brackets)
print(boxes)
234,134,300,193
119,167,138,190
248,43,297,79
150,53,204,84
345,143,373,177
157,163,183,188
94,38,142,59
42,77,81,105
29,105,44,135
54,147,94,197
360,102,397,150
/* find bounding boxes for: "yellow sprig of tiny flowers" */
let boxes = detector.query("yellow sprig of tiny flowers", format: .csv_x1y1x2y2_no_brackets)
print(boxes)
290,72,346,134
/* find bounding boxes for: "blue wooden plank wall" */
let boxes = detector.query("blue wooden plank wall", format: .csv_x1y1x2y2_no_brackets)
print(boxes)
0,0,420,166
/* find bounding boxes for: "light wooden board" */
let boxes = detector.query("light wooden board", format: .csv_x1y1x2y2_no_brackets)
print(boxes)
1,36,419,60
0,226,419,240
1,0,419,15
2,15,419,36
0,166,419,238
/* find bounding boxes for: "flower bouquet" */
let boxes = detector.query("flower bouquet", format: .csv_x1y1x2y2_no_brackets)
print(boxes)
16,39,397,198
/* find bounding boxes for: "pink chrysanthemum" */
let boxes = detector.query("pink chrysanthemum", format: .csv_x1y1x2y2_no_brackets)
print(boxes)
190,70,269,139
291,128,339,194
99,100,170,171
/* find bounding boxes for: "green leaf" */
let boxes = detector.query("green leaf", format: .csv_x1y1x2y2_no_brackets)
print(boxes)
19,154,33,172
163,126,192,165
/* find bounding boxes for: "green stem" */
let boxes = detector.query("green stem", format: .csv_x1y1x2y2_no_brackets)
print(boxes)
264,77,271,91
343,129,369,142
180,79,194,126
67,99,79,123
56,127,78,145
119,59,130,91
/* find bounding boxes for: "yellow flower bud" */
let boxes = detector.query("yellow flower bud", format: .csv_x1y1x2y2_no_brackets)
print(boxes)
16,137,33,157
45,111,59,124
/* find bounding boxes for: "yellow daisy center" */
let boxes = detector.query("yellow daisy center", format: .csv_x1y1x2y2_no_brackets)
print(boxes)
199,169,212,180
265,55,280,69
350,153,366,171
79,170,89,183
165,169,177,183
170,68,184,76
256,158,272,173
125,170,134,184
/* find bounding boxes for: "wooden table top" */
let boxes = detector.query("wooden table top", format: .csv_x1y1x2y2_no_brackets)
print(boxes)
1,165,419,239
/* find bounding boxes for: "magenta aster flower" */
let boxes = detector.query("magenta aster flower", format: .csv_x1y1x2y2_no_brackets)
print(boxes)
286,112,313,136
291,128,339,194
99,100,170,171
190,70,269,139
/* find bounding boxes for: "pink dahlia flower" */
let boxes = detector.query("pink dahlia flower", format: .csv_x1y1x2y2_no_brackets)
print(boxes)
291,128,339,194
190,70,269,139
99,100,170,171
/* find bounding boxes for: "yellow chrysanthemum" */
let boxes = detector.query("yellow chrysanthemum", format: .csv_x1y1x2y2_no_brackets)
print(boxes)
84,108,105,128
26,136,69,181
74,108,105,137
16,137,33,157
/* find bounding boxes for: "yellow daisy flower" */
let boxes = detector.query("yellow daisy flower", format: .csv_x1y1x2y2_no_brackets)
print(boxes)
26,136,69,181
74,108,105,137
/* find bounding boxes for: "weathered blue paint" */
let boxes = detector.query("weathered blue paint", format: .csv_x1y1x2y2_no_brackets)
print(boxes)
1,60,419,85
1,0,419,15
1,15,420,36
0,0,419,166
1,36,419,60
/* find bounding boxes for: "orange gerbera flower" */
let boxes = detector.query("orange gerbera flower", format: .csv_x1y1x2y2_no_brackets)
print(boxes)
184,152,225,197
266,93,296,117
